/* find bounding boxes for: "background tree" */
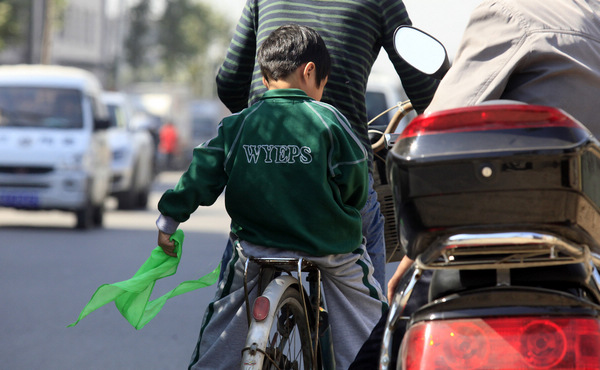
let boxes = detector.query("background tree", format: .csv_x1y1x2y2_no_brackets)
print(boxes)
157,0,231,96
0,0,27,51
124,0,152,81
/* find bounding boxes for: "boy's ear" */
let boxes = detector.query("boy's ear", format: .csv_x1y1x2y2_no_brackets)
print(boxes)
262,76,269,88
302,62,316,80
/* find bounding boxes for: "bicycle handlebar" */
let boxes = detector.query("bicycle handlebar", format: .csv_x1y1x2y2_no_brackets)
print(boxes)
370,100,414,153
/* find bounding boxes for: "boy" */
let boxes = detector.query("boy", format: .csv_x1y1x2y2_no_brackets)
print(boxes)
155,24,386,369
216,0,441,290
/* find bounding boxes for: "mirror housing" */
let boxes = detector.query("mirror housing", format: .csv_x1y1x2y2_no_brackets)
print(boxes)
393,26,449,80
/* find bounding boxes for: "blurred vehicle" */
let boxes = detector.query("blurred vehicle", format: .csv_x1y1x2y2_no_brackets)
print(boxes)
128,86,192,171
190,99,227,144
0,64,111,229
185,99,227,165
102,91,155,209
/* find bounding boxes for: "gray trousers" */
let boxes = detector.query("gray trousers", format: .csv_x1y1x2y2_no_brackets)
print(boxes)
189,237,387,369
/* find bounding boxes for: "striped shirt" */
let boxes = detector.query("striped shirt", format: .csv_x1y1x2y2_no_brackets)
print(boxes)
216,0,440,161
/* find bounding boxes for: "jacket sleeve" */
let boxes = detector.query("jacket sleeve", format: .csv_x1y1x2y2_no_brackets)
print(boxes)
330,116,369,211
157,125,228,223
381,0,439,113
215,0,258,113
426,0,525,112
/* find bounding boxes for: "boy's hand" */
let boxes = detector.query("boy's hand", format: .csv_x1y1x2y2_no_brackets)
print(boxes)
158,230,177,257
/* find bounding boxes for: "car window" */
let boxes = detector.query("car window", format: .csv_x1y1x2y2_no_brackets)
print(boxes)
89,95,109,121
0,87,83,129
106,104,128,129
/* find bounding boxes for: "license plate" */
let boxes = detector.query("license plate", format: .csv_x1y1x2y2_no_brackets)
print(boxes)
0,192,40,208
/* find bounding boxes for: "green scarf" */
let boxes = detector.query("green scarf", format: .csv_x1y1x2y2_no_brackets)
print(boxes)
68,230,220,330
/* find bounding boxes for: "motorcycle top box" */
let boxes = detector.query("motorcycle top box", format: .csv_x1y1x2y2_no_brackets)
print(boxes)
387,103,600,259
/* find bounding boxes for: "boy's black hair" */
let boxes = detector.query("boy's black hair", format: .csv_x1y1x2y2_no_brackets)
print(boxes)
257,24,331,87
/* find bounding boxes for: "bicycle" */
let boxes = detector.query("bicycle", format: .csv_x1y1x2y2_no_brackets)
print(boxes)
240,256,335,370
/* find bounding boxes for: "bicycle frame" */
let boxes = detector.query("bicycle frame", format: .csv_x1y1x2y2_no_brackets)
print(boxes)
241,257,335,369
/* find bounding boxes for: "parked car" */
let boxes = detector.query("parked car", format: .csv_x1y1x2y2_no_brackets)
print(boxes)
0,64,111,229
101,91,155,209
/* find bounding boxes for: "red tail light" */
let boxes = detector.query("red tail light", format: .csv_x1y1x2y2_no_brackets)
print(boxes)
252,296,270,321
401,317,600,369
401,105,581,139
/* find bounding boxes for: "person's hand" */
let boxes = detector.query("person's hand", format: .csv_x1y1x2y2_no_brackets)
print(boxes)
158,230,177,257
387,256,414,302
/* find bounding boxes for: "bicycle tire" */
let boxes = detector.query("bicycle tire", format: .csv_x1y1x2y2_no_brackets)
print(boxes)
245,284,317,369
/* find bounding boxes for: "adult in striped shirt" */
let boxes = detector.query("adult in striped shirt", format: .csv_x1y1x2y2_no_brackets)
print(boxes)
216,0,440,290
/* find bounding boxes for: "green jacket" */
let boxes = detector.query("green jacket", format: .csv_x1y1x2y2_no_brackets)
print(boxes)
158,89,368,256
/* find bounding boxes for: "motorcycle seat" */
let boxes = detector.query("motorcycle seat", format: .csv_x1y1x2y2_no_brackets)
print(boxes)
429,263,590,301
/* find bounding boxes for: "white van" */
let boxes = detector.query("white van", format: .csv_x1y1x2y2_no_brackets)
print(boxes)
0,65,111,229
102,91,155,209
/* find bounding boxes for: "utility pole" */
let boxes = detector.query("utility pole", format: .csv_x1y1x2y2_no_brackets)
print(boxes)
40,0,54,64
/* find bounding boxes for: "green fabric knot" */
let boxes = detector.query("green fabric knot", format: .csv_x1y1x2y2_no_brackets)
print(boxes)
68,230,220,330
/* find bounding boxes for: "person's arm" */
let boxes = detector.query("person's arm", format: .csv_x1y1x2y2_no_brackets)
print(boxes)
387,255,414,302
215,0,258,113
155,123,229,251
381,0,439,113
426,0,527,112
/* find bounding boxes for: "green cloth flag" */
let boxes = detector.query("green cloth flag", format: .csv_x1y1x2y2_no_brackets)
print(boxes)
68,230,220,330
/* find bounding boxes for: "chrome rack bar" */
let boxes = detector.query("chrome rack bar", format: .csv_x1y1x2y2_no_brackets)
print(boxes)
379,264,421,370
416,231,591,271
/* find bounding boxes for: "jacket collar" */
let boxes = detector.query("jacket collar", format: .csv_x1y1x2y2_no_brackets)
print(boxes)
261,89,312,101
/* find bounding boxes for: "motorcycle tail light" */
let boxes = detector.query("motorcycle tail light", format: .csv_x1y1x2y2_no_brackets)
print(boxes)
400,104,581,139
401,316,600,369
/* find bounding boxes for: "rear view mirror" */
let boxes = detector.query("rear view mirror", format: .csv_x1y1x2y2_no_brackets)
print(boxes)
393,26,449,80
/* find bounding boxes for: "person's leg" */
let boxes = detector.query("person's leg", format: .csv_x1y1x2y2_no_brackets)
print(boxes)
218,238,233,282
230,240,386,369
188,239,259,370
316,243,387,369
348,312,387,370
361,173,387,290
349,270,432,369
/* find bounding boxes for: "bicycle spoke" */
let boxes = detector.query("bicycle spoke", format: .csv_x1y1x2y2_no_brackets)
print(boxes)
260,291,312,370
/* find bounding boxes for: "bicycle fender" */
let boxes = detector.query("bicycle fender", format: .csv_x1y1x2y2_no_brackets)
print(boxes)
241,275,299,369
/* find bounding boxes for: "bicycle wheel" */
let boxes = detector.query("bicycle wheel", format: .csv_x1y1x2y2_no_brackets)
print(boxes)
257,286,316,369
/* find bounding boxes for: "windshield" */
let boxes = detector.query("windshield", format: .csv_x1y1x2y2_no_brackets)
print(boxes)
0,87,83,129
106,103,126,129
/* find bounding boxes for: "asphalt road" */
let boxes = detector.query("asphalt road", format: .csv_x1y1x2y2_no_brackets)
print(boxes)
1,171,400,369
0,171,230,370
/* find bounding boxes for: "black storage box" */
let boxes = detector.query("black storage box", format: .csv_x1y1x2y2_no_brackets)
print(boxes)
387,104,600,259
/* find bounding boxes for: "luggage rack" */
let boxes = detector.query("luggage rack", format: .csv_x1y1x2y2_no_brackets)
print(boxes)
380,231,600,369
415,231,600,272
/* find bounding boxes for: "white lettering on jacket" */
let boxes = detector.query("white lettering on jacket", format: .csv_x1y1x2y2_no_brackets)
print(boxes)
243,145,312,164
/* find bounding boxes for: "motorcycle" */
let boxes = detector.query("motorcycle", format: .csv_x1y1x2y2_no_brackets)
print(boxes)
374,26,600,369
